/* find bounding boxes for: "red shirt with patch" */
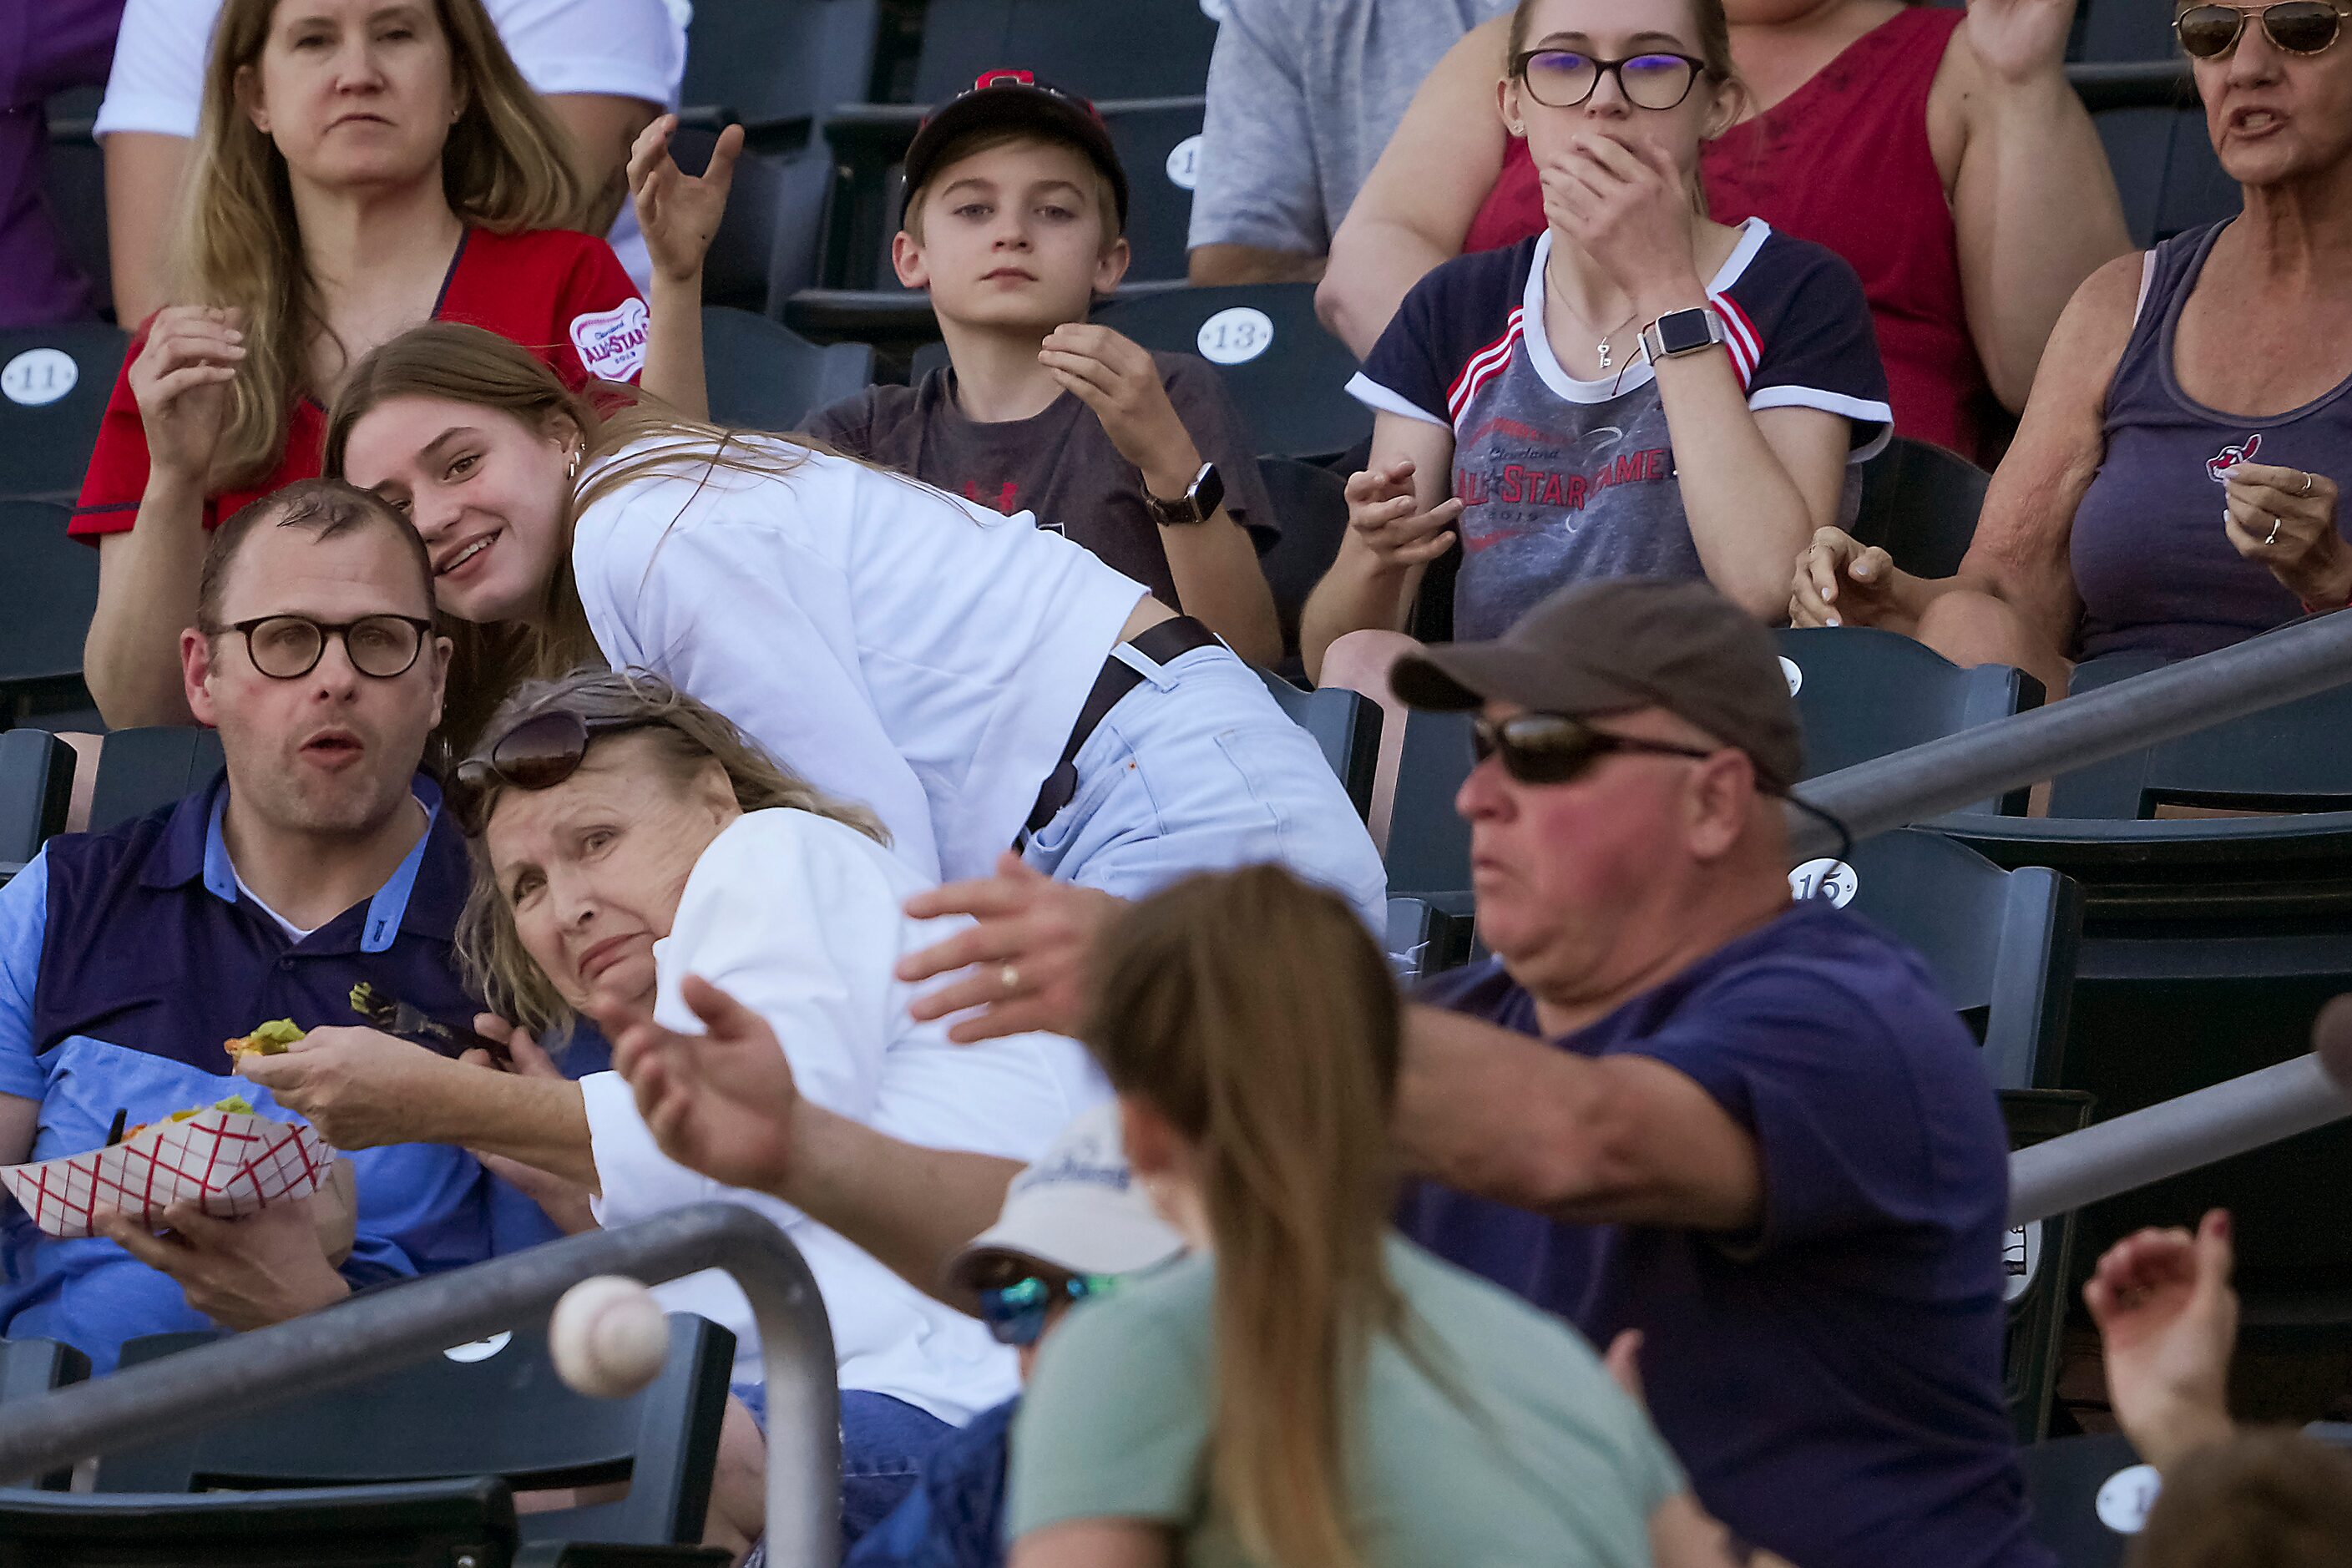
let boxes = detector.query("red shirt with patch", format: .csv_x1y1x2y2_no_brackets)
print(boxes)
72,226,645,540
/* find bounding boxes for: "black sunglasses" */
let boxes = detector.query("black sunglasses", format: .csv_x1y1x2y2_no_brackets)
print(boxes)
204,614,434,681
448,709,670,836
2176,2,2349,57
1469,713,1719,787
1511,48,1707,111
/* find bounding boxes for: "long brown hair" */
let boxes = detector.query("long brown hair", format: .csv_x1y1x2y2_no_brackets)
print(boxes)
182,0,589,489
455,667,889,1044
1080,866,1409,1568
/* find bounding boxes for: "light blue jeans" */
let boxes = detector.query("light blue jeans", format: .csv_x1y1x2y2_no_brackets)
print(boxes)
1021,641,1388,930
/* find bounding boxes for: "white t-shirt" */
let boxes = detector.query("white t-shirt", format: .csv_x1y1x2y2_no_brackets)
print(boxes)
94,0,686,289
579,808,1106,1413
573,441,1149,884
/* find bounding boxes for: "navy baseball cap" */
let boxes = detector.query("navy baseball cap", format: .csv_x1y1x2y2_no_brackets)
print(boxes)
902,69,1130,230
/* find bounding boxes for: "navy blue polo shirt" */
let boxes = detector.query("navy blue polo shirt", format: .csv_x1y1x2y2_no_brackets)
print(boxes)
0,772,572,1371
1402,900,2050,1568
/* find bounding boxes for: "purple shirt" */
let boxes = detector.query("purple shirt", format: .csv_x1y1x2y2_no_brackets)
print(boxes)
2071,220,2336,661
1,0,123,328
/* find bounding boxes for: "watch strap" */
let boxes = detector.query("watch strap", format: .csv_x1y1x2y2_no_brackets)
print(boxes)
1146,462,1223,526
1639,306,1726,367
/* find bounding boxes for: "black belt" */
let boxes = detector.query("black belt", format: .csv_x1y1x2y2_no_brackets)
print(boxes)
1024,616,1223,835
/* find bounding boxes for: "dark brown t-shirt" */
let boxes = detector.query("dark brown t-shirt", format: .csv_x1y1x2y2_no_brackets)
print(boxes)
807,352,1278,609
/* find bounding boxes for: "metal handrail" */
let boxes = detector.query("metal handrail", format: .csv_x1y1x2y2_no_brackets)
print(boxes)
1786,609,2352,862
2011,1001,2352,1226
0,1202,842,1567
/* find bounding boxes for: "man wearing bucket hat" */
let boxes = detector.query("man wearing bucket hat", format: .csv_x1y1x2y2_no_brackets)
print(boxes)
1386,577,2046,1568
847,1103,1184,1568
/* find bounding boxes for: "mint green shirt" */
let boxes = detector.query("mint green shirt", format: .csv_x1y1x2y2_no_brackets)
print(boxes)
1009,1235,1684,1566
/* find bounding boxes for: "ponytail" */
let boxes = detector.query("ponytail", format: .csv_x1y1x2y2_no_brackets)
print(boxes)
1080,867,1406,1568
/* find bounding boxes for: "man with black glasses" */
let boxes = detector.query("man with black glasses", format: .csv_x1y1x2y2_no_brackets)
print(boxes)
0,478,571,1369
1386,577,2046,1568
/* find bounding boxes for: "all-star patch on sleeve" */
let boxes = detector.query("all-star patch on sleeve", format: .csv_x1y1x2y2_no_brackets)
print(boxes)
1712,230,1893,461
1347,240,1542,430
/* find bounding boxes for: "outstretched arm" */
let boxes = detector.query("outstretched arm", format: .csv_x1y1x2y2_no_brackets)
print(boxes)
630,115,742,422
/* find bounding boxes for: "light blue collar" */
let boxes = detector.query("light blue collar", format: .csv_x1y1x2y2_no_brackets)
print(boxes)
204,789,440,954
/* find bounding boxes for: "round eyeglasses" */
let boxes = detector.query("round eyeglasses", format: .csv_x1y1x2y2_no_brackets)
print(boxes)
205,615,433,681
1512,48,1707,111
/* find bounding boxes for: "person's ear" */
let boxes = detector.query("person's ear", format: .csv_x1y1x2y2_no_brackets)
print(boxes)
890,228,932,291
1683,748,1756,862
1697,75,1744,142
425,633,453,731
184,627,222,726
1093,231,1131,296
691,756,738,824
236,63,271,136
1497,72,1527,139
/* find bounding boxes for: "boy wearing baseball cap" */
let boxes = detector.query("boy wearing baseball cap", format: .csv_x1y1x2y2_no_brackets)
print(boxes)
847,1105,1184,1568
808,71,1283,666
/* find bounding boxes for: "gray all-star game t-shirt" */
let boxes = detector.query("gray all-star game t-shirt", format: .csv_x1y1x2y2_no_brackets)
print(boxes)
1349,220,1892,640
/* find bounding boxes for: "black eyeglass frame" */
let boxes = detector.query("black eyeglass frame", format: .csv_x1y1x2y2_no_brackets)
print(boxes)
201,614,436,681
1469,711,1721,787
2174,1,2350,57
1510,48,1709,111
448,709,673,837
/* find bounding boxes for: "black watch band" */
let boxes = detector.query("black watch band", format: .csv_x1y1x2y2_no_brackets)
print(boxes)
1145,462,1224,526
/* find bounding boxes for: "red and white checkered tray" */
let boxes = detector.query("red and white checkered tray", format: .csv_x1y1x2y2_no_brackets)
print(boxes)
0,1109,331,1238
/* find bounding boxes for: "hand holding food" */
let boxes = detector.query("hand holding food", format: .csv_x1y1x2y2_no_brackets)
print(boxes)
225,1018,304,1062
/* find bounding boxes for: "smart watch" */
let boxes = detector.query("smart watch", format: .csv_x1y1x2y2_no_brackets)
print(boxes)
1145,462,1225,526
1639,307,1727,367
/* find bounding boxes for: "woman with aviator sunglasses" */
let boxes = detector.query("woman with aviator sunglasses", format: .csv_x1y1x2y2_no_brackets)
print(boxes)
1793,0,2352,690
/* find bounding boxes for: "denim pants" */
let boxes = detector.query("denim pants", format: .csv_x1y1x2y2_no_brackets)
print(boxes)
1019,642,1388,929
732,1383,955,1555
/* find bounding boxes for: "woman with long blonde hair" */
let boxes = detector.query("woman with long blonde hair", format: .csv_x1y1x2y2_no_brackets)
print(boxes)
73,0,732,729
325,321,1388,960
1004,864,1760,1568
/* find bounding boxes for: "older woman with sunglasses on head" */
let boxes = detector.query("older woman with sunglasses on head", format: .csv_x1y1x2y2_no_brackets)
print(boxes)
238,668,1105,1550
1792,0,2352,691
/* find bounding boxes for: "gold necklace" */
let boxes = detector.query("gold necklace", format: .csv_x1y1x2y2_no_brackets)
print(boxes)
1594,306,1643,373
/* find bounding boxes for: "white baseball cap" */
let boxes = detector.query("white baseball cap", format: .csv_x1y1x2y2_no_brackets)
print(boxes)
948,1103,1186,1296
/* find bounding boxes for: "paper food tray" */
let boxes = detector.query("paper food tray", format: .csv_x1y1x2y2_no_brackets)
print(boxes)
0,1109,330,1238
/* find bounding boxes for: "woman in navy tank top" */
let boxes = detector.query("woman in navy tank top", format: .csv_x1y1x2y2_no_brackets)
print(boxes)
1791,1,2352,692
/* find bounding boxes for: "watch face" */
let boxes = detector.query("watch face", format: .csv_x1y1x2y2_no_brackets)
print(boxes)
1192,463,1225,520
1656,309,1717,357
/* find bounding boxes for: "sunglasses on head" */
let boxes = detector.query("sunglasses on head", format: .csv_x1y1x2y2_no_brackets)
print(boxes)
2176,2,2349,57
1469,712,1720,787
974,1271,1119,1348
447,709,670,836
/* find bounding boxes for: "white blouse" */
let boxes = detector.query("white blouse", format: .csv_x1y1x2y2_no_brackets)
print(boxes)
580,808,1106,1416
572,442,1148,883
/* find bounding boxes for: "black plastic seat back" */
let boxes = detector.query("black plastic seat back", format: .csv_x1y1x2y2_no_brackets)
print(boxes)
0,325,126,503
2014,1431,2147,1568
702,306,875,432
1255,669,1380,821
681,0,880,132
1090,284,1370,464
86,727,226,834
1101,98,1205,282
0,1476,520,1567
1849,435,1989,579
910,0,1219,101
0,730,74,871
2096,105,2242,247
1777,625,2045,813
1253,458,1348,668
1999,1090,2097,1444
1385,894,1477,984
101,1315,733,1549
0,1335,93,1490
0,501,99,714
1383,710,1475,898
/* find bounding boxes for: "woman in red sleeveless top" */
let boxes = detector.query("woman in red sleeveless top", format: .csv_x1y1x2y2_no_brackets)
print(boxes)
1319,0,2128,466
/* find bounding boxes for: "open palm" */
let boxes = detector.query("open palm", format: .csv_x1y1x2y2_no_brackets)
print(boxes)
599,975,801,1196
630,115,744,286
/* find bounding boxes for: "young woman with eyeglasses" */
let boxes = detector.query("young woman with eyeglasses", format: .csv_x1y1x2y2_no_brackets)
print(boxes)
1792,0,2352,691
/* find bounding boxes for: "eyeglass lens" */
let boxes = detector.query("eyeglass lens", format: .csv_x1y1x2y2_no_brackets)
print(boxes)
245,615,424,680
1521,50,1700,110
2177,2,2342,57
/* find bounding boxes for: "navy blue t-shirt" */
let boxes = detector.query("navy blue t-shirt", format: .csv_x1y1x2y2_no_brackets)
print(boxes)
844,1394,1015,1568
1402,901,2048,1568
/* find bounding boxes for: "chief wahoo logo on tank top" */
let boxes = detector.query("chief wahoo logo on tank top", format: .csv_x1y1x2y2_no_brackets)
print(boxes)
2206,432,2262,483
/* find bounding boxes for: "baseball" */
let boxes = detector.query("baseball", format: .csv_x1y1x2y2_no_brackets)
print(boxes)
549,1275,669,1399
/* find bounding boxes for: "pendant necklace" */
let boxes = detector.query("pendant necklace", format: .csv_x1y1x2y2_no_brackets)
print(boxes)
1595,307,1642,374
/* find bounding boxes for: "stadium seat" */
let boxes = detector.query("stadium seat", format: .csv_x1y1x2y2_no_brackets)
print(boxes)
1254,457,1349,673
2074,0,2180,62
1777,626,2045,814
1255,668,1381,822
1101,97,1206,283
0,326,128,504
1385,893,1477,984
100,1316,735,1560
905,0,1220,104
0,502,99,721
678,0,881,142
0,1335,92,1491
2014,1430,2150,1568
673,134,835,316
2096,105,2242,248
84,728,227,834
1849,435,1990,580
1999,1089,2097,1444
1382,709,1475,899
701,306,873,432
0,730,75,877
1092,284,1371,465
0,1477,529,1568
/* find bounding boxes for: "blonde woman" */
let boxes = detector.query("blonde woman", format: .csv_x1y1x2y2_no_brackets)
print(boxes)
74,0,734,728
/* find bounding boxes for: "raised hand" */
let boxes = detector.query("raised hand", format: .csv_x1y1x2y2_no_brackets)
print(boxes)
2220,461,2352,611
594,975,803,1197
2084,1208,2239,1473
1343,458,1463,573
129,306,244,487
1537,131,1702,309
1789,526,1904,630
630,114,743,286
1039,323,1203,498
1964,0,2078,87
897,851,1123,1044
